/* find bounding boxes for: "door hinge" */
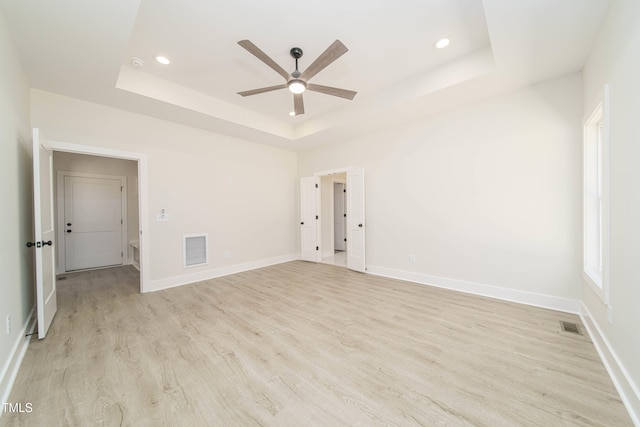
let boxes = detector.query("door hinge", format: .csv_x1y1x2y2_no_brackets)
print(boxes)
315,183,318,188
344,238,347,242
121,219,123,225
316,246,319,251
121,186,123,192
344,189,346,193
344,213,346,217
316,215,319,220
121,252,123,257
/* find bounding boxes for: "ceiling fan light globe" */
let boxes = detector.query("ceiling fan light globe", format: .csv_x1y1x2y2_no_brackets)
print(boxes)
288,80,306,94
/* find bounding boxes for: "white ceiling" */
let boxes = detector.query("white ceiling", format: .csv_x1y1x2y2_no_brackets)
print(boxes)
1,0,611,150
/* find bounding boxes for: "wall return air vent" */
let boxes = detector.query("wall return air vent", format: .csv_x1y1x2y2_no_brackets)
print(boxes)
184,234,208,268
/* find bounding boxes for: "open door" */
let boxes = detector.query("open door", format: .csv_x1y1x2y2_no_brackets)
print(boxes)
334,182,347,251
32,128,58,339
300,176,320,262
347,168,365,272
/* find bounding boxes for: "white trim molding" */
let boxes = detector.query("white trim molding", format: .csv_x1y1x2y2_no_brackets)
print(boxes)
147,253,298,293
580,304,640,425
367,265,581,314
0,308,36,415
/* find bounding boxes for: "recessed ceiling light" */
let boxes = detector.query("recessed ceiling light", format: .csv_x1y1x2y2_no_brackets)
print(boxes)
155,55,171,65
435,38,450,49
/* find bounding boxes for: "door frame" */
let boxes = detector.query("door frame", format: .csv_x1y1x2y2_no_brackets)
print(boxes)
320,175,346,258
48,140,149,293
56,171,129,274
311,167,363,269
333,181,347,252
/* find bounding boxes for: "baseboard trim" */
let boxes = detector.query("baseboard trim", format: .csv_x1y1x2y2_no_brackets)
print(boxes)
0,307,36,412
366,265,581,314
580,304,640,425
147,253,298,293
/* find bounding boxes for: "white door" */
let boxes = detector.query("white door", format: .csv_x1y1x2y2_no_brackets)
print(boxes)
64,176,123,271
334,182,346,251
300,176,320,262
32,128,58,339
347,168,366,272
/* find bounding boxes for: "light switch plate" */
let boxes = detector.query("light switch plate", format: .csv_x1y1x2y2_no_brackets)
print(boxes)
157,209,169,222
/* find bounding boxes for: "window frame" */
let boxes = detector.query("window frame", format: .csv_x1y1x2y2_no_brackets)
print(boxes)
583,85,610,304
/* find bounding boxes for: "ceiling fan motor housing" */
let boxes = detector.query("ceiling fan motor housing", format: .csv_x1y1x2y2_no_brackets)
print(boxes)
290,47,303,59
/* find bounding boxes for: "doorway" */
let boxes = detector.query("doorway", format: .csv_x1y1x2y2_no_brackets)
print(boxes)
48,141,148,293
31,131,147,340
299,167,365,272
320,174,347,267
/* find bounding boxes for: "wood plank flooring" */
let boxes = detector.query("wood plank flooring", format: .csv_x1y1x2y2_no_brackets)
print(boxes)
1,262,632,426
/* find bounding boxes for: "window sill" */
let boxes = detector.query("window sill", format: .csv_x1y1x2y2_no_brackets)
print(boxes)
583,268,605,303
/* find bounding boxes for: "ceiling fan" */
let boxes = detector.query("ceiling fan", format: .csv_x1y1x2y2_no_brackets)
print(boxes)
237,39,357,116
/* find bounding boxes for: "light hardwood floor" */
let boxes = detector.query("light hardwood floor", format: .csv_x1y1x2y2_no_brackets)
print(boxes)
1,262,632,426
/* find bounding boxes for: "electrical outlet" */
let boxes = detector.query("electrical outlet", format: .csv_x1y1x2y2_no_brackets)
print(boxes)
6,315,11,335
409,254,416,263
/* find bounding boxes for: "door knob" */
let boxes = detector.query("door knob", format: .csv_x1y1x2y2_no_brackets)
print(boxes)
66,230,72,233
25,242,36,248
41,240,52,246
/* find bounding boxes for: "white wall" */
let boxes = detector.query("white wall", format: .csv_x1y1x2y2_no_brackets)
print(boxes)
0,13,34,403
31,90,298,291
299,73,583,309
582,0,640,420
53,152,139,271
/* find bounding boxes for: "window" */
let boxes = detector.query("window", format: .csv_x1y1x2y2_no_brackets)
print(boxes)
583,87,609,303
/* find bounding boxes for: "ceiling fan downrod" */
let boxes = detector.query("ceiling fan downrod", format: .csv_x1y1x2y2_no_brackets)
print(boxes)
290,47,303,78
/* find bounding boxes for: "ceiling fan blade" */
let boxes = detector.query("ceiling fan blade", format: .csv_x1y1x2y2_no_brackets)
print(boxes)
238,40,290,81
300,40,349,81
237,84,287,97
294,93,305,116
306,84,357,100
